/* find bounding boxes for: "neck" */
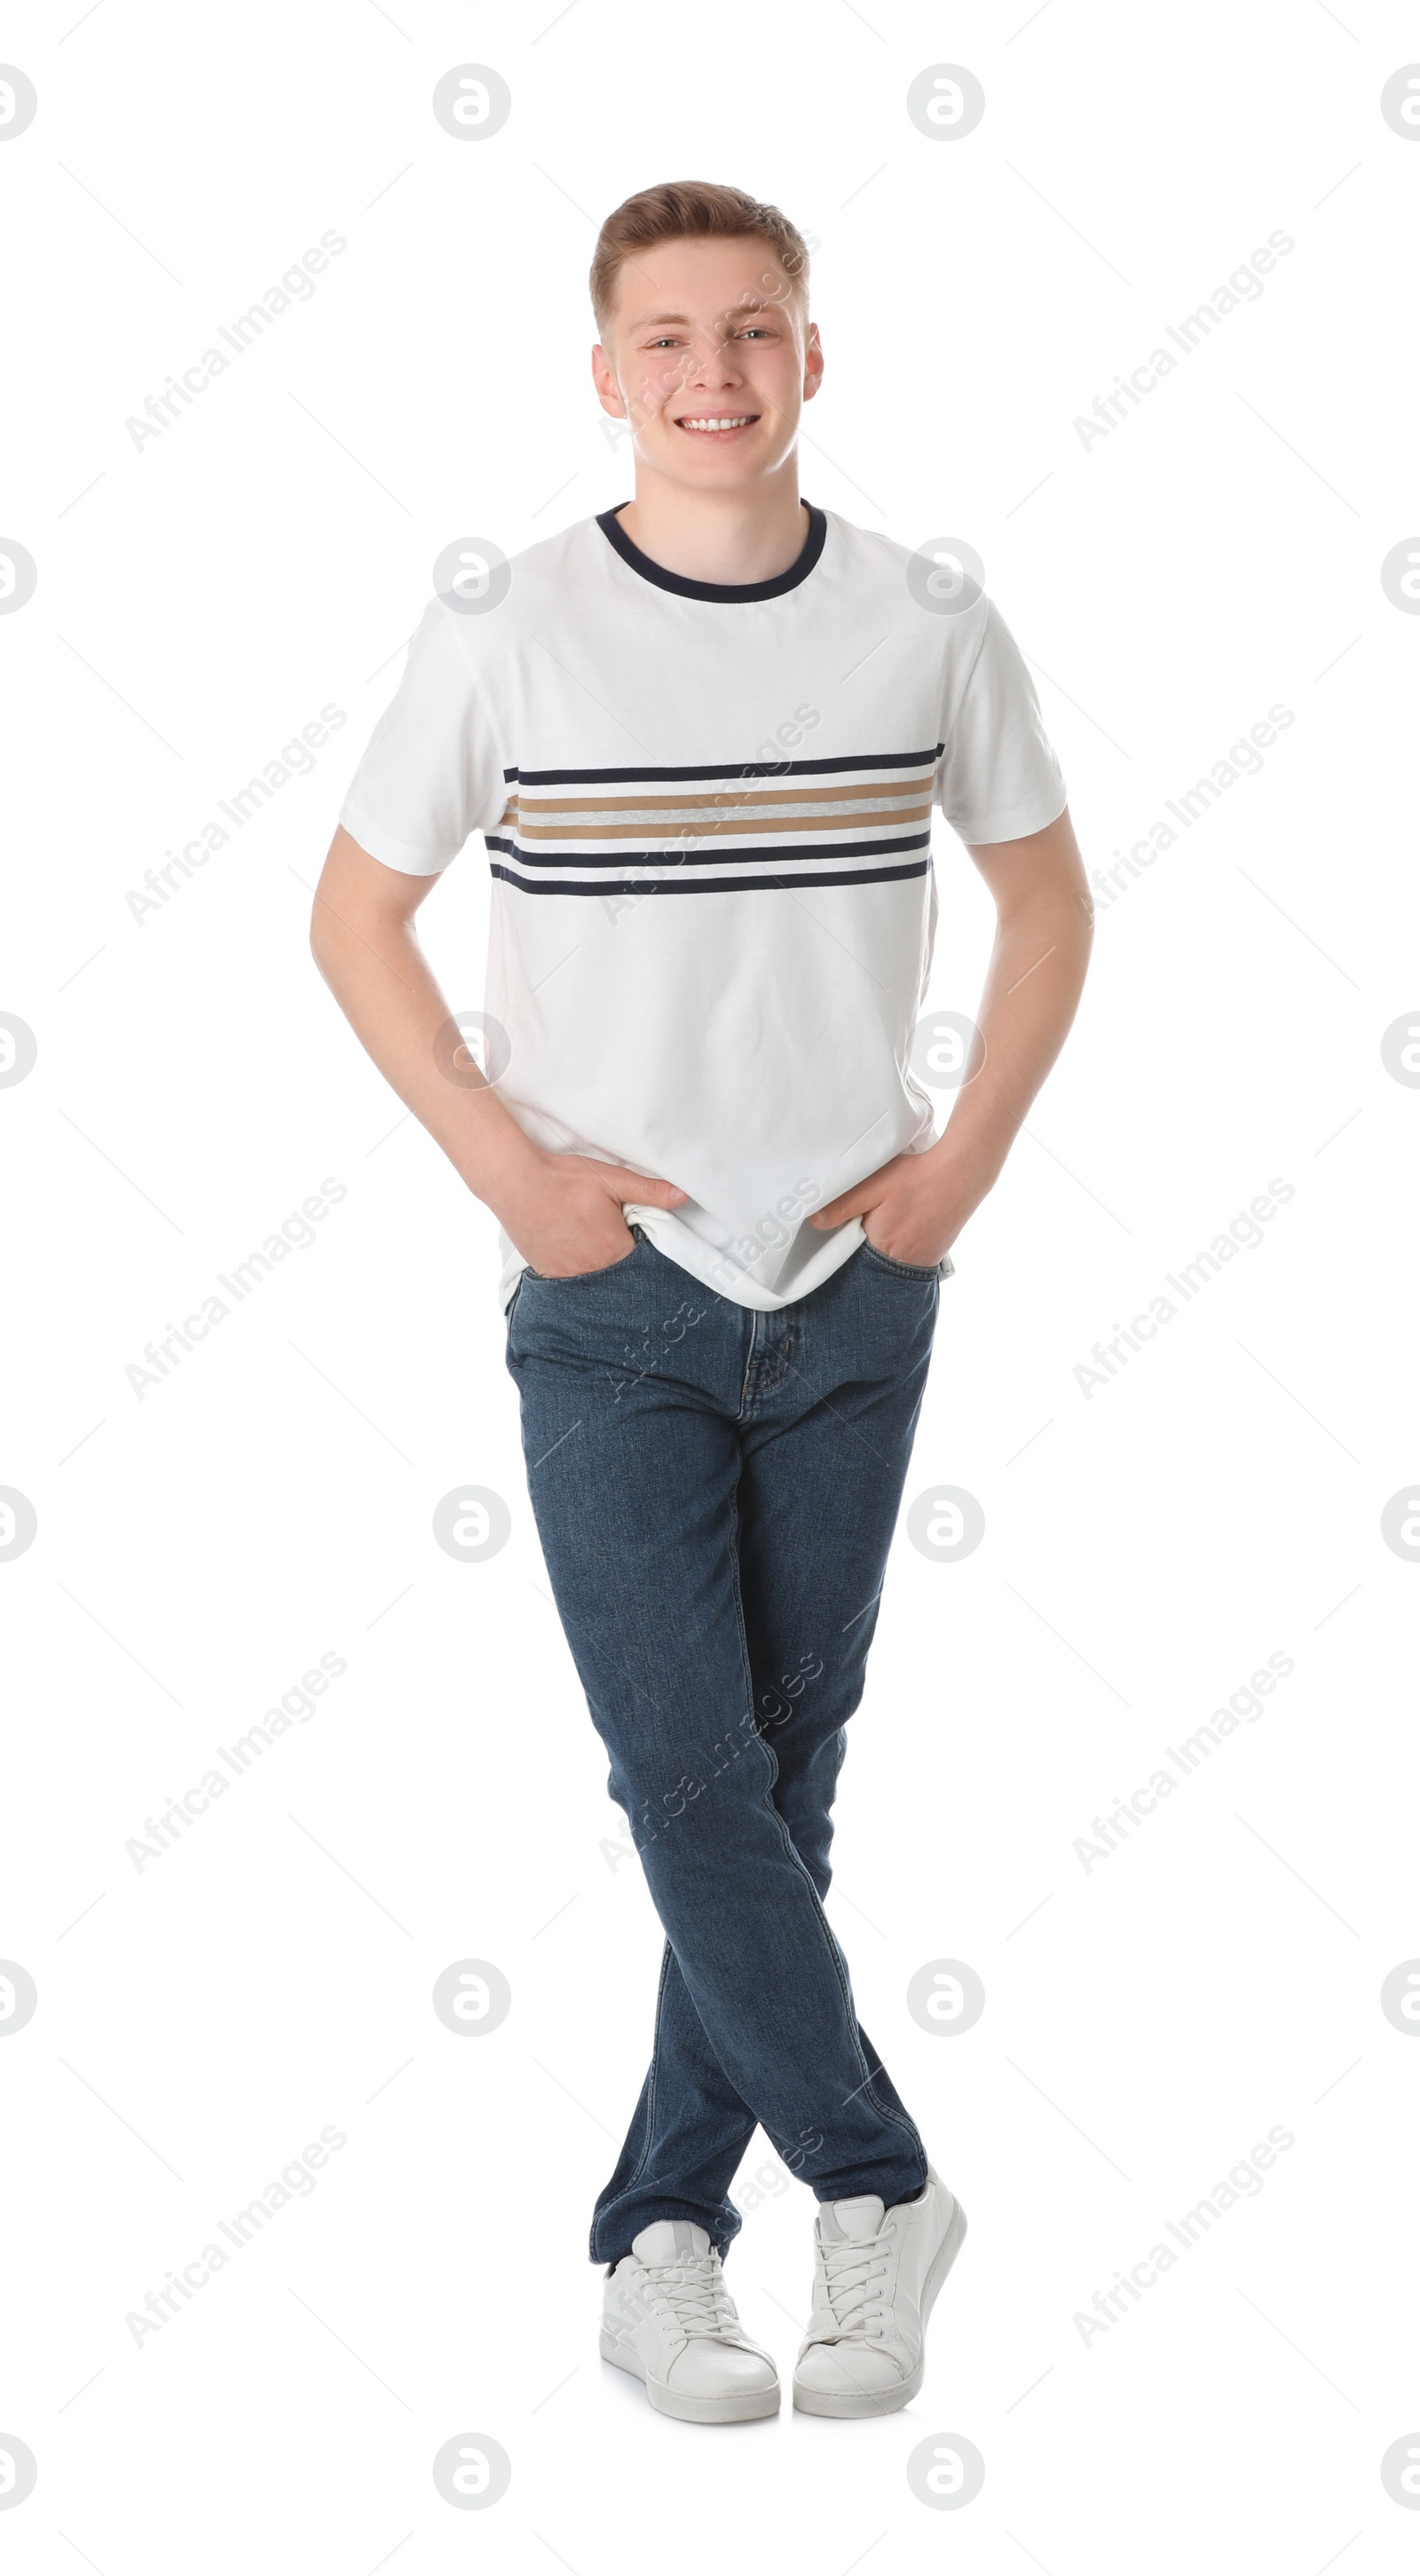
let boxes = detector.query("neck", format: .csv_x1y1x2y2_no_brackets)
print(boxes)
616,459,807,587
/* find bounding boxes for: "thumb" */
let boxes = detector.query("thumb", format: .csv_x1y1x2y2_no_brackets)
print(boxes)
604,1167,689,1208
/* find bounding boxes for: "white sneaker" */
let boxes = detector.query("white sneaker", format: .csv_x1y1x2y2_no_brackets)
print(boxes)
600,2220,780,2423
793,2164,966,2417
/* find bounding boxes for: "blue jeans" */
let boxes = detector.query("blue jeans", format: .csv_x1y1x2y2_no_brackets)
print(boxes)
504,1226,940,2263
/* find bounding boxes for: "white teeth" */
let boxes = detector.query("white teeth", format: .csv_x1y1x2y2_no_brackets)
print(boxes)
680,416,751,430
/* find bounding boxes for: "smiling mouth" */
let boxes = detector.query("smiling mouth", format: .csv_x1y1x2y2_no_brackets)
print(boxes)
674,413,759,434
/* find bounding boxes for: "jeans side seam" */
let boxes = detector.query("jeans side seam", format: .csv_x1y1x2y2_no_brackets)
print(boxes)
624,1937,673,2197
724,1481,926,2181
590,1936,674,2264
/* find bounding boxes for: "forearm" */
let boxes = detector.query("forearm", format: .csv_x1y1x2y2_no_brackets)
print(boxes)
309,874,533,1206
311,828,687,1272
809,808,1093,1263
928,887,1092,1192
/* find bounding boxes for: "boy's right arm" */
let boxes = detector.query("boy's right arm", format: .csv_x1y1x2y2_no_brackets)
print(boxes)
309,827,686,1275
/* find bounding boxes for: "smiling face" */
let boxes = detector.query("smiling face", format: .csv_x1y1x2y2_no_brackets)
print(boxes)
592,233,823,492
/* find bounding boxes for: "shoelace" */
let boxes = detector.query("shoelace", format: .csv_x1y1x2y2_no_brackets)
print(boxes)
637,2251,739,2341
816,2221,897,2338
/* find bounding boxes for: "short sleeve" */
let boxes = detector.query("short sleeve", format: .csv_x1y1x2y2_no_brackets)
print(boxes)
338,600,509,875
935,596,1068,846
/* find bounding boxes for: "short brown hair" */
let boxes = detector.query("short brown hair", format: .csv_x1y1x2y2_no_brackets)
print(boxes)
589,180,810,337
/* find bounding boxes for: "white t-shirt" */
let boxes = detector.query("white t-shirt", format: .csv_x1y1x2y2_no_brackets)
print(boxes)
339,503,1066,1311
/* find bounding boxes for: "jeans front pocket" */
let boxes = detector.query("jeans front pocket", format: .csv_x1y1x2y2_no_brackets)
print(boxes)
860,1241,943,1284
523,1225,646,1284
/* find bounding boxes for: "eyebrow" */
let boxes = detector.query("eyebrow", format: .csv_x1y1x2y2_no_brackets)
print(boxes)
628,302,779,330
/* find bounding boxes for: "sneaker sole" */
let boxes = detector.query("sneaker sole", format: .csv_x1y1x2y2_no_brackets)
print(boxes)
792,2193,968,2420
599,2327,780,2423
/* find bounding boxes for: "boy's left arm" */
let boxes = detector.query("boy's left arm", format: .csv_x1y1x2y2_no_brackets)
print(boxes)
809,807,1093,1270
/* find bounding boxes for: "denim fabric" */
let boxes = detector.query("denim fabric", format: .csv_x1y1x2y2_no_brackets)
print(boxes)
504,1225,940,2263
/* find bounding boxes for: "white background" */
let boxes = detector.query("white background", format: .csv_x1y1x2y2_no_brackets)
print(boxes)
4,0,1419,2565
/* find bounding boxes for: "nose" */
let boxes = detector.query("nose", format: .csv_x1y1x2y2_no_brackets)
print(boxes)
677,332,744,390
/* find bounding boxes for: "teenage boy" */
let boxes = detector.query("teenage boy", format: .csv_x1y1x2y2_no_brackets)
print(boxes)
312,180,1091,2425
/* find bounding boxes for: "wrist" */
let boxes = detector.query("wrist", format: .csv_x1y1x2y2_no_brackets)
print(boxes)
458,1123,546,1212
926,1123,1006,1200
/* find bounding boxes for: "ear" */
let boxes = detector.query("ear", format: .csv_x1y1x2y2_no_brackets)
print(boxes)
590,341,627,419
802,321,825,402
